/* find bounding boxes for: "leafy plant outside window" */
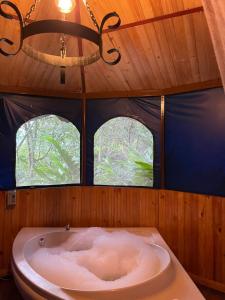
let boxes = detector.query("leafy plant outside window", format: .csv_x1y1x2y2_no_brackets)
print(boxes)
94,117,154,186
16,115,80,186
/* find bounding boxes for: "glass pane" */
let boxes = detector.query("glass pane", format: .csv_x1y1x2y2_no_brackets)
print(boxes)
16,115,80,186
94,117,154,186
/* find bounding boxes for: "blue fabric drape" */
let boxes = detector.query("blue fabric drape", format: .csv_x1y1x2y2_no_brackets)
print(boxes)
2,87,225,196
165,87,225,196
86,97,161,187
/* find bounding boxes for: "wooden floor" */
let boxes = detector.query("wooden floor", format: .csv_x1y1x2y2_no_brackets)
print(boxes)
0,277,225,300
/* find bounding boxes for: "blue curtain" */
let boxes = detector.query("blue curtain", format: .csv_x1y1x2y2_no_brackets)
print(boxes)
86,97,161,187
165,87,225,196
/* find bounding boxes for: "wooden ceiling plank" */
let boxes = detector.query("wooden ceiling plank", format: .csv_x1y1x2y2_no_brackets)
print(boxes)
152,21,179,87
103,34,139,91
102,7,204,34
182,14,201,82
182,0,202,10
159,14,201,87
105,30,148,91
124,28,159,90
84,35,125,92
6,6,204,35
143,23,172,88
135,25,165,89
169,16,194,84
193,13,220,82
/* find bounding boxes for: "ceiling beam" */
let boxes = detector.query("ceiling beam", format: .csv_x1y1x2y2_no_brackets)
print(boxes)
85,79,222,99
103,7,204,34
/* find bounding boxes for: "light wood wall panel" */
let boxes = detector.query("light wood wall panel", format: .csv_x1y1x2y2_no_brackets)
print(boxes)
159,191,212,277
0,187,225,292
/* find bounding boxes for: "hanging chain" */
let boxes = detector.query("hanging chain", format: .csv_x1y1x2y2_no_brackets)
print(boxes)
24,1,99,29
24,0,41,25
84,0,99,30
60,35,67,59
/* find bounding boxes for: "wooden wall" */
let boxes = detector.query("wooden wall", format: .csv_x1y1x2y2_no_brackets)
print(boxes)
0,187,225,292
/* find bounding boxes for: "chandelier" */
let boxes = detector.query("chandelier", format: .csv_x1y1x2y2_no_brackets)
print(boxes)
0,0,121,84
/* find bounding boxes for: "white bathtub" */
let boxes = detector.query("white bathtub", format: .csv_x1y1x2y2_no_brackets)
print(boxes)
12,227,205,300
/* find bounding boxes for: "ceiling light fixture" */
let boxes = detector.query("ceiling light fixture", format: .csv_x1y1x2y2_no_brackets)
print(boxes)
56,0,76,14
0,0,121,84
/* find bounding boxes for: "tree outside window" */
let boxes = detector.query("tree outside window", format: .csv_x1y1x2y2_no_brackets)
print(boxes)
94,117,154,186
16,115,80,186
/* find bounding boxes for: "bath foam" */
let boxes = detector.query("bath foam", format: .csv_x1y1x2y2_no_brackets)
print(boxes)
29,228,161,291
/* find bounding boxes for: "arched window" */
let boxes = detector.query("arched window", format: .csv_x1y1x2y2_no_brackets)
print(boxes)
16,115,80,187
94,117,154,186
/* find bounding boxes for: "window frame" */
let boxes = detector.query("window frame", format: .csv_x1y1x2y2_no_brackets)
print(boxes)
15,114,82,189
93,116,155,188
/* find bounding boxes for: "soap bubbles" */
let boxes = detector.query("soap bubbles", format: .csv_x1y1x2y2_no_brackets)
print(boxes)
29,228,160,291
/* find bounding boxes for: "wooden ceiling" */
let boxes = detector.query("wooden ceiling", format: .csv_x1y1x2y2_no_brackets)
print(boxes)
0,0,222,98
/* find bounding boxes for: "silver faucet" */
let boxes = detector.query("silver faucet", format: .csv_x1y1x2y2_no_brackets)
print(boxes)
39,238,45,247
65,224,70,231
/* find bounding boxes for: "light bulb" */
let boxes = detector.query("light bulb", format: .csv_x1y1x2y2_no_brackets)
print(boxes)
56,0,76,14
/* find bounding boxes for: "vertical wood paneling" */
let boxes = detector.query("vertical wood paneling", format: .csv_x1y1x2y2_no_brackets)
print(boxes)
158,190,225,289
0,187,225,291
158,190,185,261
0,192,5,272
213,197,225,283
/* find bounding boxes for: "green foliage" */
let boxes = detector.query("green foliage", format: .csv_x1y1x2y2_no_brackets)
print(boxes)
94,117,154,187
16,115,80,186
16,115,154,187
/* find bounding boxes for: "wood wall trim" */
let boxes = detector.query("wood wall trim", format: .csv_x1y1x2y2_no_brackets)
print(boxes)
0,78,223,99
190,273,225,294
85,79,222,99
0,85,82,99
103,7,204,34
0,79,222,100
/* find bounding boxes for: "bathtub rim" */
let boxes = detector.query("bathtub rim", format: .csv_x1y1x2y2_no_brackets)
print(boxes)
12,246,65,300
12,227,172,296
11,227,205,300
